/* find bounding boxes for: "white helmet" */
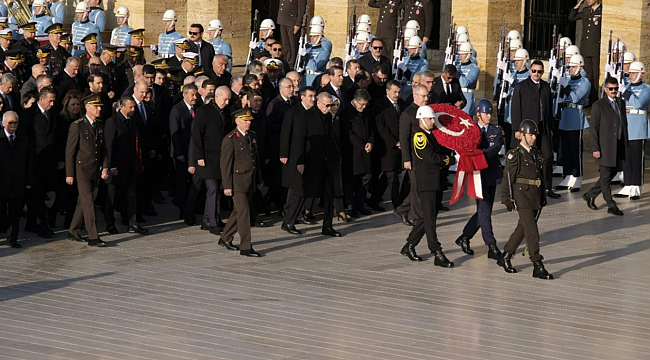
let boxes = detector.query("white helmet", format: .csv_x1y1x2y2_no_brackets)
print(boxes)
309,25,324,36
162,9,177,21
407,35,423,49
115,6,129,17
458,42,473,54
456,33,469,44
405,20,420,31
404,28,417,41
260,19,276,30
357,14,372,26
33,0,46,7
612,40,626,52
507,30,521,41
559,37,572,48
208,19,223,31
456,25,468,35
75,1,89,13
355,31,371,44
310,16,325,28
568,54,584,67
629,61,645,73
416,105,435,119
623,51,636,64
356,23,371,34
564,45,580,58
513,48,529,61
509,39,523,50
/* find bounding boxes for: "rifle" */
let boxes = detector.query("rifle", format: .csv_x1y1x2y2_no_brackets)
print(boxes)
547,25,558,84
245,9,260,73
391,9,405,78
497,36,512,113
493,20,506,101
444,16,456,65
344,6,357,59
602,30,613,97
294,4,309,74
554,42,568,119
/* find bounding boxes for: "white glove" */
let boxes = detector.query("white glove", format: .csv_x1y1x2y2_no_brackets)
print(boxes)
496,51,503,62
249,41,258,50
445,46,453,56
344,54,353,63
605,63,615,78
551,67,562,81
454,153,460,164
497,60,507,71
397,60,407,72
619,84,627,94
352,39,358,47
298,47,307,56
558,76,569,87
149,44,158,51
548,57,557,70
503,72,514,84
393,49,402,59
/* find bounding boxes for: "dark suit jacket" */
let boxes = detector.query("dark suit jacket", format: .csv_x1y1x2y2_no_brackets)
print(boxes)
104,111,139,183
277,0,307,27
262,75,280,103
267,94,295,161
54,71,83,99
510,77,553,141
169,100,195,159
318,83,348,110
133,99,159,161
398,102,419,163
205,69,232,88
342,105,375,175
191,103,230,180
374,96,405,171
432,76,467,107
0,131,32,198
289,107,330,197
0,91,20,113
281,103,311,191
358,53,391,75
590,96,628,168
191,40,216,74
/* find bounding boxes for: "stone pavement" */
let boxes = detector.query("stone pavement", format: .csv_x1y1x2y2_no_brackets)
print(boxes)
1,155,650,360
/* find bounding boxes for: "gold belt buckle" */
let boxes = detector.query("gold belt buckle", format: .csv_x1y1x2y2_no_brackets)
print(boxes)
534,179,541,186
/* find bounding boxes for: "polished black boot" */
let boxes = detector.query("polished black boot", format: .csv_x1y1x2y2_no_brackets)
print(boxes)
455,235,474,255
400,243,422,261
532,261,554,279
546,189,561,198
487,244,502,260
432,250,454,268
497,252,517,273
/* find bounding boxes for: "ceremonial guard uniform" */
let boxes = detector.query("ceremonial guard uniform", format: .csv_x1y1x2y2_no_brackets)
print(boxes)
504,49,530,126
369,0,401,58
220,109,263,257
401,36,428,89
303,26,332,87
157,10,183,58
456,42,479,116
207,20,232,72
49,0,65,24
89,4,106,32
30,0,54,36
72,2,102,56
277,0,306,68
499,119,553,279
110,6,132,46
399,0,433,41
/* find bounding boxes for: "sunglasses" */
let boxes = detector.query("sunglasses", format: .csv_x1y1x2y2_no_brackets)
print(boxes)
319,101,332,108
530,69,543,74
271,48,282,52
373,46,383,50
607,87,619,91
188,31,200,35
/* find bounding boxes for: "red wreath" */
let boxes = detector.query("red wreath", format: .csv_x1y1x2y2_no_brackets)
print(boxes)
428,104,488,205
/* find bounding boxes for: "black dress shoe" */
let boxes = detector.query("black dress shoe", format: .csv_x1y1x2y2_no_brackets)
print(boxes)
439,205,450,211
106,225,118,234
218,238,239,250
128,225,149,234
24,222,39,233
455,235,474,255
88,239,107,247
355,207,371,216
281,223,302,235
240,248,262,257
432,250,454,268
304,212,316,220
569,187,581,193
216,218,226,228
184,217,197,226
497,252,517,273
532,260,554,279
400,243,422,261
607,206,624,216
296,215,316,225
200,223,210,230
67,232,87,242
321,227,342,237
612,193,628,198
545,189,561,198
367,202,385,212
392,210,412,226
487,244,502,260
209,226,222,235
37,227,55,239
582,193,598,210
631,196,641,201
9,238,21,248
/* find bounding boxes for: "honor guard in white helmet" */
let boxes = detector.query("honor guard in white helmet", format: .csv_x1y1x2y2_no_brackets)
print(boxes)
615,61,650,199
87,0,105,32
622,51,636,75
456,42,479,115
558,37,572,55
555,53,591,192
402,27,426,60
254,18,275,54
110,6,132,46
503,48,531,125
157,9,183,58
456,25,468,35
310,17,332,57
357,14,371,26
208,19,232,72
405,20,420,32
507,29,520,41
303,24,332,87
71,2,102,56
30,0,54,35
400,35,428,83
454,32,477,65
48,0,65,24
353,31,371,59
311,15,325,28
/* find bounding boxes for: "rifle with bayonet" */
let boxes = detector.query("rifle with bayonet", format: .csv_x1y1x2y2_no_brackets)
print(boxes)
493,20,506,102
497,37,512,113
294,4,310,74
602,30,613,97
554,42,568,119
392,9,405,78
547,25,558,86
444,16,456,65
345,6,357,60
245,9,260,73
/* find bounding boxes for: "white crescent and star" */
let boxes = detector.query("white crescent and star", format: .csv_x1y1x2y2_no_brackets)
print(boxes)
433,112,474,137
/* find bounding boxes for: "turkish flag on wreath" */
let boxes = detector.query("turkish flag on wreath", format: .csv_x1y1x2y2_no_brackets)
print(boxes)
428,104,487,205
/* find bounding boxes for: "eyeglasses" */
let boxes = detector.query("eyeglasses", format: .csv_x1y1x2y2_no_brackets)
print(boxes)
188,31,200,35
319,101,332,108
607,87,619,91
373,46,383,50
271,48,282,52
530,69,543,74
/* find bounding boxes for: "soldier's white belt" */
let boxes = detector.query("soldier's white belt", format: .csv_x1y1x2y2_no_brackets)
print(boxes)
626,109,647,115
305,70,322,75
563,103,583,110
461,88,475,93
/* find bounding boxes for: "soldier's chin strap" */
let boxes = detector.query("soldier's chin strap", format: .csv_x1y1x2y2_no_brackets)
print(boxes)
166,21,176,32
521,134,535,149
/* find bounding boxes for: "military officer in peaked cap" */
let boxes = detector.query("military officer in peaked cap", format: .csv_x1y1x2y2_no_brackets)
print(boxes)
368,0,402,59
276,0,306,68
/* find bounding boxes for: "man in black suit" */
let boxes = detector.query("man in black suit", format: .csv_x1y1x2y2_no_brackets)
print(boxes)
228,75,244,113
431,64,466,108
206,54,232,87
0,111,32,248
266,77,296,214
188,23,216,74
54,56,83,98
372,80,407,211
188,87,231,232
343,59,360,93
0,74,20,114
280,86,316,234
317,65,347,109
583,77,627,216
367,63,390,104
103,96,148,234
276,0,306,68
510,59,560,199
169,83,198,222
358,38,391,75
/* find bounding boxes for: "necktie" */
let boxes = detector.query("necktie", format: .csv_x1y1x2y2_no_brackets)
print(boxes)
393,102,400,114
3,93,10,110
286,99,291,106
245,132,251,146
139,102,147,124
611,100,622,139
446,83,451,95
8,134,14,148
190,107,195,119
335,88,342,101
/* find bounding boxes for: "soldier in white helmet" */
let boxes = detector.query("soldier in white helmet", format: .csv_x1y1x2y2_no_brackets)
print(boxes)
30,0,54,35
87,0,105,32
48,0,65,24
277,0,306,68
402,27,426,60
352,31,371,60
110,6,132,46
302,24,331,86
456,42,479,116
71,2,102,56
251,19,275,58
503,48,530,126
554,54,591,192
454,31,477,65
397,35,428,86
156,10,183,58
615,61,650,200
310,17,332,58
207,19,232,73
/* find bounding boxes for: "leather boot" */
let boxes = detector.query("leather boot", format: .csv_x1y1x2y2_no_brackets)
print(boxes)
432,250,454,268
497,252,517,273
487,244,502,260
532,261,554,279
455,235,474,255
400,243,422,261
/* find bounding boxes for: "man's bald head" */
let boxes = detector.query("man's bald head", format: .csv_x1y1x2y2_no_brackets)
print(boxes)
31,64,46,78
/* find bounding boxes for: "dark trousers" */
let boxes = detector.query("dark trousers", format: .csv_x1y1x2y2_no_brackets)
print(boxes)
584,55,600,104
587,165,618,208
369,170,403,209
379,37,396,61
406,190,442,252
0,195,22,241
280,25,299,68
137,161,155,215
52,168,78,227
503,208,542,262
498,114,512,150
560,129,584,177
284,188,305,226
623,139,644,186
202,179,221,227
69,178,99,239
26,165,49,227
105,179,137,227
344,174,368,210
395,169,422,222
222,191,252,250
462,185,497,245
174,159,190,214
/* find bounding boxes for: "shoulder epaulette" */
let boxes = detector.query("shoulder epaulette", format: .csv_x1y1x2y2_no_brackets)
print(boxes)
413,131,427,160
506,148,519,165
74,119,84,123
227,130,236,138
